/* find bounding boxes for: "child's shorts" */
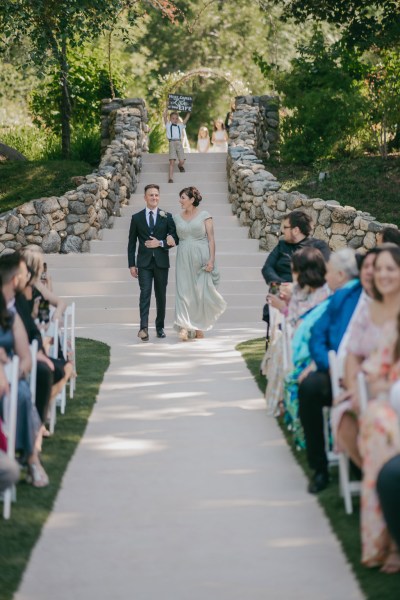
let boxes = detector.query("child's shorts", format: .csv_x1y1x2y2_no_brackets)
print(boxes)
169,140,185,161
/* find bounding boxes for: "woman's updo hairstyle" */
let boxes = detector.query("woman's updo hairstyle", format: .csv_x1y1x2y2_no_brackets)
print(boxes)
180,186,202,207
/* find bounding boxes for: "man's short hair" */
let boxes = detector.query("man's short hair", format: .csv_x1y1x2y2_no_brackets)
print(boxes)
286,210,312,237
0,251,24,284
381,227,400,246
144,184,160,194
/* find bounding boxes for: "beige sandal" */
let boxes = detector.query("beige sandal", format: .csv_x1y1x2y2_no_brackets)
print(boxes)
179,328,189,341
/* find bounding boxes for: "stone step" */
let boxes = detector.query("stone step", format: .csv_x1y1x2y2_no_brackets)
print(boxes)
45,251,265,269
117,203,235,217
128,192,231,204
51,279,267,296
89,238,260,254
134,180,228,193
48,265,263,283
139,169,227,181
142,153,227,163
59,291,265,310
141,165,227,175
105,222,248,238
73,303,261,325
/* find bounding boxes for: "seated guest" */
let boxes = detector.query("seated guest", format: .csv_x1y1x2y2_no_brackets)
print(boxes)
268,246,330,326
0,253,56,451
265,247,330,416
21,247,67,325
353,311,400,571
262,210,330,285
339,246,400,468
377,226,400,246
0,272,48,487
297,247,367,493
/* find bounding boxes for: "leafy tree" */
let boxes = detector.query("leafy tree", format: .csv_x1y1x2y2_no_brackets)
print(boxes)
29,49,127,132
365,49,400,158
268,0,400,51
273,30,367,163
0,1,180,158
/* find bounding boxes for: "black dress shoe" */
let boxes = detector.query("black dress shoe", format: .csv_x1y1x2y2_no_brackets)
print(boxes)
137,328,149,341
156,328,166,338
307,472,329,494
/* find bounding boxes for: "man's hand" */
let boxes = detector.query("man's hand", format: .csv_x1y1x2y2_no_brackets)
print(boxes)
166,235,176,247
145,236,161,249
130,267,138,278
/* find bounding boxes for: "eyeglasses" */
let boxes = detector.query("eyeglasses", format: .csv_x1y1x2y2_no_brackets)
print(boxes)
282,226,292,230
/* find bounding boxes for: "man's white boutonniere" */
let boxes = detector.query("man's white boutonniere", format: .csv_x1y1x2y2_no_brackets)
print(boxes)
159,210,167,218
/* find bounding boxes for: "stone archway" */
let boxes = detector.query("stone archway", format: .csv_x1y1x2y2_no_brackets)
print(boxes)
155,67,251,115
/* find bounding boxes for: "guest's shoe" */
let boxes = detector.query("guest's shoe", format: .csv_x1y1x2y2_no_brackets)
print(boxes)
178,165,185,172
156,328,166,339
307,471,329,494
168,178,173,183
137,328,149,342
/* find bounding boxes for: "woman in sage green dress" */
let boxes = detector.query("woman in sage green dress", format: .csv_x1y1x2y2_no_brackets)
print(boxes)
167,186,227,340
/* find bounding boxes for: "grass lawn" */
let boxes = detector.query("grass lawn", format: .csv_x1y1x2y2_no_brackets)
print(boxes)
237,337,400,600
0,338,110,600
267,155,400,228
0,160,93,214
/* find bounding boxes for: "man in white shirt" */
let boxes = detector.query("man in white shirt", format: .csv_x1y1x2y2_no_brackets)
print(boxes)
163,109,190,183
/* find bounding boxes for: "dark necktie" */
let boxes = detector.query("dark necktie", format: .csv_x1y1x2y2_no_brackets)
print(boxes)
149,210,155,233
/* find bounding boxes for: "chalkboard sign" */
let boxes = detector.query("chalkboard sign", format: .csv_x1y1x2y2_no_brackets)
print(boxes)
168,93,193,113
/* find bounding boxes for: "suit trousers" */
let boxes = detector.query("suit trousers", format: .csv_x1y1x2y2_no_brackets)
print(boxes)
298,370,332,474
377,454,400,551
138,258,169,330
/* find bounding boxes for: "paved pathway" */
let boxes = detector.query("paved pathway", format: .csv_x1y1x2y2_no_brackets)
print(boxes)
16,154,363,599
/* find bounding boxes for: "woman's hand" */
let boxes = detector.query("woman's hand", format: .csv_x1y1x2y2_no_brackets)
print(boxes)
204,261,214,272
0,347,10,365
37,349,55,372
266,293,286,312
166,235,176,247
0,364,9,398
298,362,315,384
279,283,293,303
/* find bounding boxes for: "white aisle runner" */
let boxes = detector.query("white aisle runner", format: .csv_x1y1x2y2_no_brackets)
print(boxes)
16,154,362,600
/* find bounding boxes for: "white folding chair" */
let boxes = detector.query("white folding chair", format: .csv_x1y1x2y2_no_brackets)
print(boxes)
328,350,366,514
29,339,38,407
65,302,76,401
2,355,20,519
48,319,59,434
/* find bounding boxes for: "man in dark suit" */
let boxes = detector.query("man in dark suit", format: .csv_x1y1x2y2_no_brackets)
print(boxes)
127,184,178,341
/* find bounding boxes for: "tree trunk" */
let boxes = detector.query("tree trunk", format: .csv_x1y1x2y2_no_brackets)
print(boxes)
60,37,71,159
108,31,116,100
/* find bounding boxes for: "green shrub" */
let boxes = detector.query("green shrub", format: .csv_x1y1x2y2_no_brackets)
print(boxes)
29,48,127,134
275,30,367,164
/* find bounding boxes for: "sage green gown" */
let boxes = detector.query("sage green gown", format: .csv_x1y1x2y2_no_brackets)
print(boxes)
173,210,227,332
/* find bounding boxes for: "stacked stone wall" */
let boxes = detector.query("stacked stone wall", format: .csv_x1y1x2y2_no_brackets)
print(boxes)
0,98,148,255
227,96,398,252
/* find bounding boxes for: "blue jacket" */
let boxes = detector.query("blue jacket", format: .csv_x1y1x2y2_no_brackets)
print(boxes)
309,279,363,372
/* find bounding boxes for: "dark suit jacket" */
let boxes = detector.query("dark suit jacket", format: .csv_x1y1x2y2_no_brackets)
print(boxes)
127,208,178,269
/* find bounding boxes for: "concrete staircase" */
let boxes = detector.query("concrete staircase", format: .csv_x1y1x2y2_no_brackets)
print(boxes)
46,152,267,329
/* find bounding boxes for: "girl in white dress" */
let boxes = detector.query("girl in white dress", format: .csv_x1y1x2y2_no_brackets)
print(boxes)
211,119,228,152
197,126,210,153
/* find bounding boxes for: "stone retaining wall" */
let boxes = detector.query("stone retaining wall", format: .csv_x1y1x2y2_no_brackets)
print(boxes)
0,98,148,255
227,96,397,252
